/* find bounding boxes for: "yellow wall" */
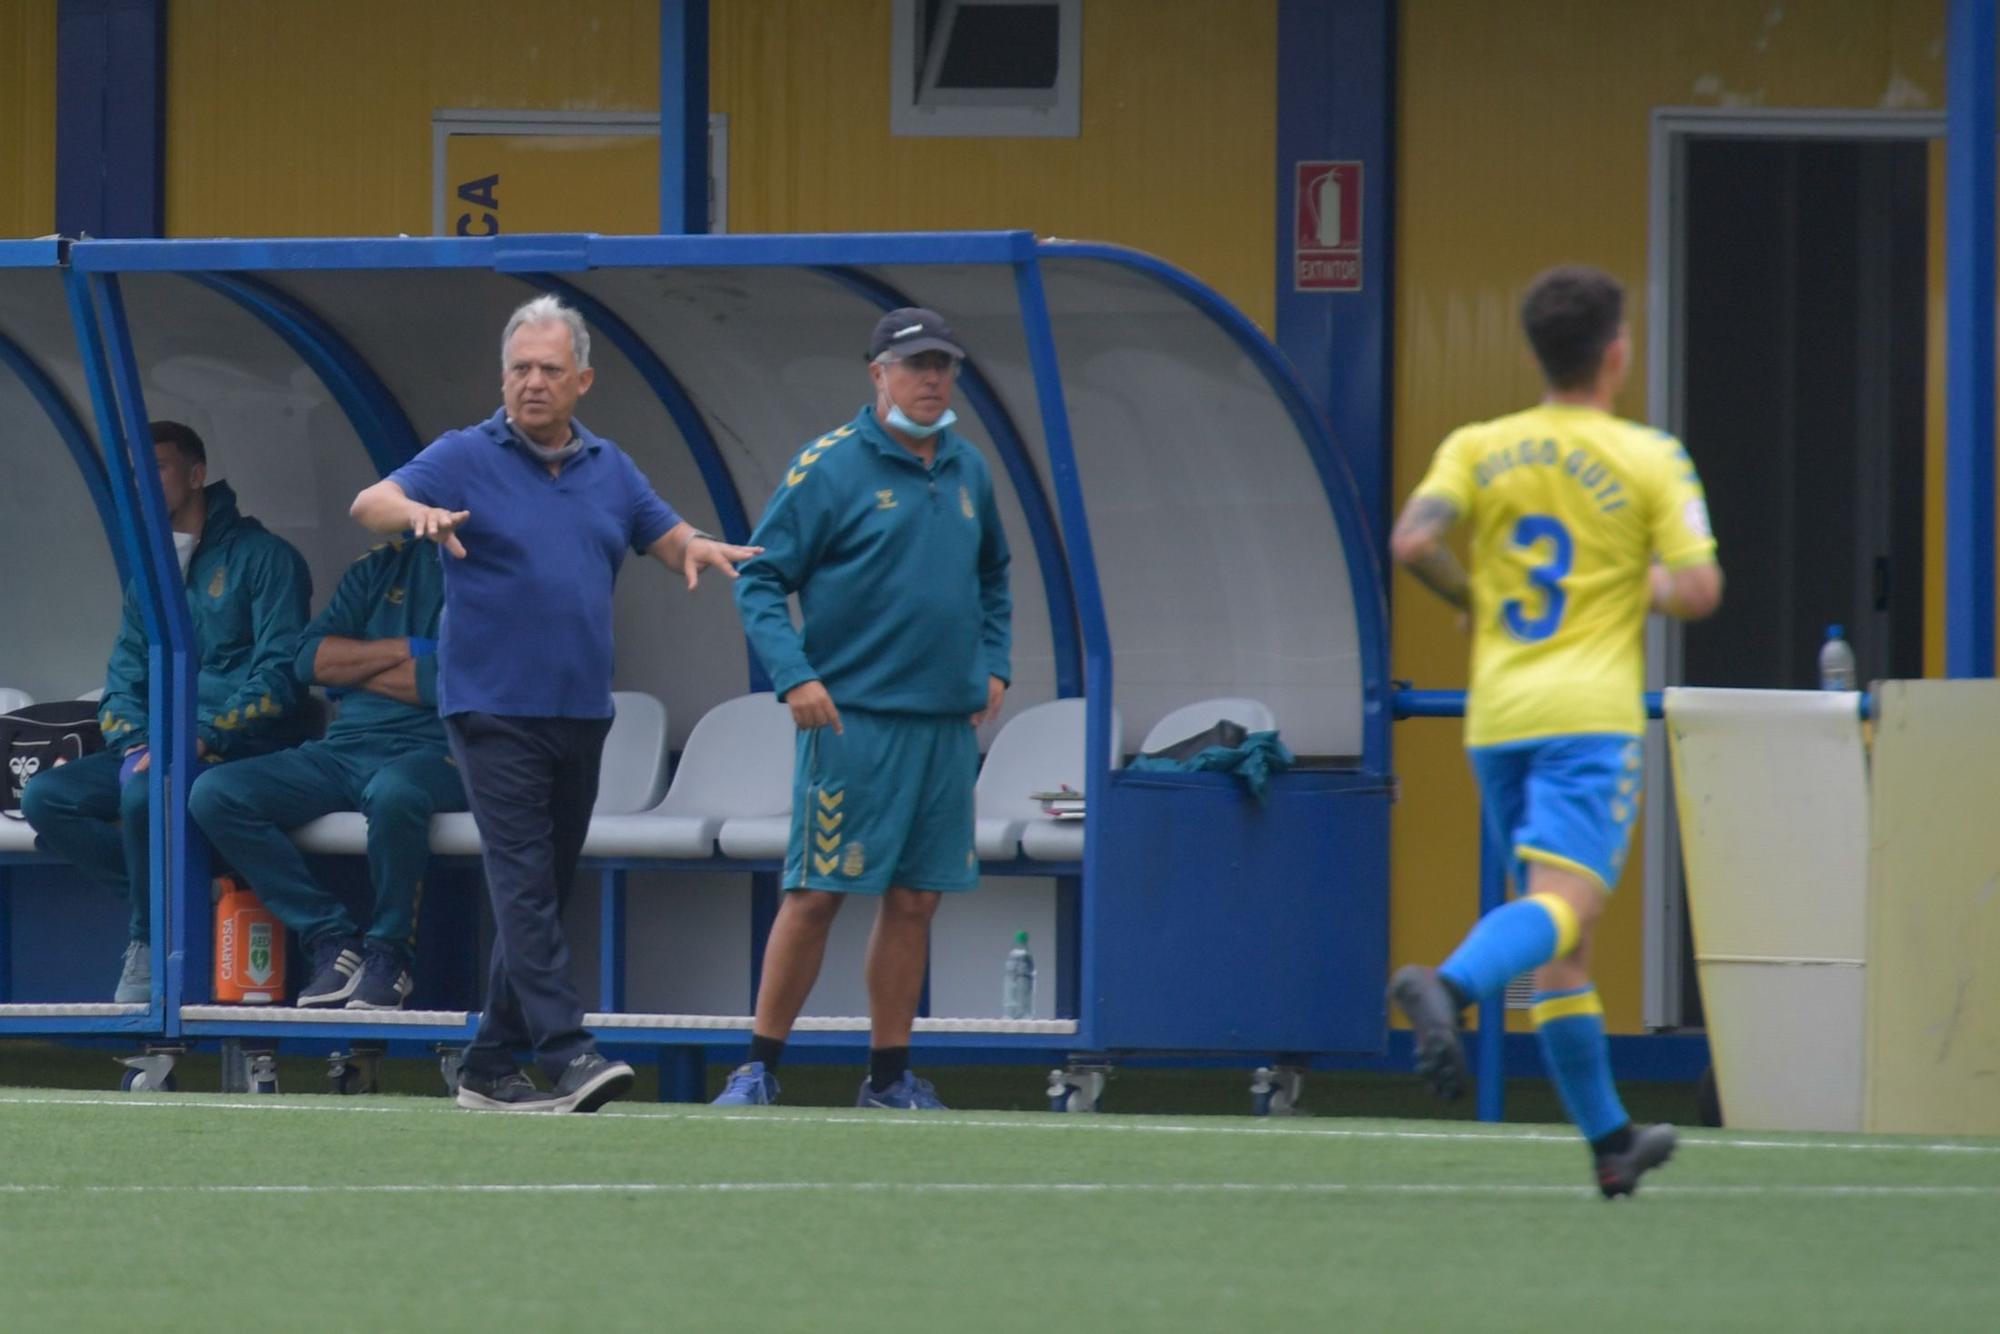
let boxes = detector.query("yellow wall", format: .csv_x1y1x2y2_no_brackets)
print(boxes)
165,0,660,237
1394,0,1948,1032
162,0,1275,327
710,0,1275,327
0,0,56,239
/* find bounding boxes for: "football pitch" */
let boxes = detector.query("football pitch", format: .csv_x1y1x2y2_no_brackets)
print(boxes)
1,1090,1994,1333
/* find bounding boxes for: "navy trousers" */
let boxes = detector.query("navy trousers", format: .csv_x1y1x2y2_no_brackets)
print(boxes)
19,748,153,942
445,712,610,1081
189,737,466,960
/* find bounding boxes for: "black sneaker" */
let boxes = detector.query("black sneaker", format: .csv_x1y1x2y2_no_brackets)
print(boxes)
455,1067,557,1113
346,943,414,1011
1388,964,1468,1101
297,935,364,1007
550,1051,635,1114
1595,1123,1677,1199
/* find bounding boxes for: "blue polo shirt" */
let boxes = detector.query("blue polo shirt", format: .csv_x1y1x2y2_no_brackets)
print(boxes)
388,409,680,718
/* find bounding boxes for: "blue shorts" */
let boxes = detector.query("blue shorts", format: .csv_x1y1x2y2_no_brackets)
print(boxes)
784,708,980,894
1468,733,1643,892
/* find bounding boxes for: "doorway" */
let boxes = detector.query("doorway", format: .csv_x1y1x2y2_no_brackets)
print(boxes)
1643,110,1940,1027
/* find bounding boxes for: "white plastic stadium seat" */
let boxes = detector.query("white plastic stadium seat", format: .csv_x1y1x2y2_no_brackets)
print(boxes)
290,802,484,858
76,687,105,702
709,694,804,859
1138,697,1277,755
975,698,1122,861
0,815,40,852
0,687,35,714
291,691,668,856
595,691,671,814
584,693,795,860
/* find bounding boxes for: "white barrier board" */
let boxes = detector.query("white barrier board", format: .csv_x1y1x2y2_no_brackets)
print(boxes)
1866,680,2000,1135
1666,688,1868,1131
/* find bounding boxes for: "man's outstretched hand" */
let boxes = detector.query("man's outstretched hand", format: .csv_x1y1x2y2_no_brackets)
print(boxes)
412,506,471,559
682,536,763,590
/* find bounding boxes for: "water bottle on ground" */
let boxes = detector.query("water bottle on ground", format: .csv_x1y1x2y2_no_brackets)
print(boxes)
1002,931,1036,1019
1819,624,1856,691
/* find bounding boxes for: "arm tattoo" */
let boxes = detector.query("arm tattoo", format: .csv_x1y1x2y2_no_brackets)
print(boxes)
1393,496,1470,611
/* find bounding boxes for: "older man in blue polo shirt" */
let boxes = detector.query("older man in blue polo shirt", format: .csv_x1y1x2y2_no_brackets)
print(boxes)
349,294,757,1114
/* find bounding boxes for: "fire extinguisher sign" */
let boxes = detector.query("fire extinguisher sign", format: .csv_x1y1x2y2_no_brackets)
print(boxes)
1294,161,1363,292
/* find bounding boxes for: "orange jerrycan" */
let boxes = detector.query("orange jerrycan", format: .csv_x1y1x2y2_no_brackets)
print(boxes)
214,875,285,1004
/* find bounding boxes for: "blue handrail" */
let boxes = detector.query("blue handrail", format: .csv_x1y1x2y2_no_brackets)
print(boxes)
1392,687,1873,721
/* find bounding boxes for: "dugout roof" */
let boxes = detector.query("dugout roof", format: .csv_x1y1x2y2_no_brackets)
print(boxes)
0,232,1386,769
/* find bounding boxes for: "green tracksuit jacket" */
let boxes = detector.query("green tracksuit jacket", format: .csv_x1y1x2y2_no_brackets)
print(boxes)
97,481,313,757
734,405,1012,714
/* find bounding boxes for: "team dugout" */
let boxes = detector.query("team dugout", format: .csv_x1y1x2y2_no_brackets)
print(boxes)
0,232,1389,1081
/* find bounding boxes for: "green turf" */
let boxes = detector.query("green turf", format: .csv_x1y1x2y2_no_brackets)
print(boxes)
0,1089,1993,1333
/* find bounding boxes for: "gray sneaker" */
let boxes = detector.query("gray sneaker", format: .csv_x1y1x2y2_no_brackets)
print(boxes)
114,941,151,1004
455,1067,557,1113
549,1052,635,1114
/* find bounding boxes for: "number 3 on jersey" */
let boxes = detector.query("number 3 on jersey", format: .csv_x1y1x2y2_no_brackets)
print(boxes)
1501,515,1572,642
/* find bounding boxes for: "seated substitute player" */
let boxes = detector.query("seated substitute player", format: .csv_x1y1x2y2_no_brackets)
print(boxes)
190,536,466,1009
1386,265,1723,1198
21,421,312,1002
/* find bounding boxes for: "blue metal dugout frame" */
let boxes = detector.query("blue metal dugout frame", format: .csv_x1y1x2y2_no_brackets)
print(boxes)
1026,241,1394,1055
8,229,1397,1073
0,240,158,1034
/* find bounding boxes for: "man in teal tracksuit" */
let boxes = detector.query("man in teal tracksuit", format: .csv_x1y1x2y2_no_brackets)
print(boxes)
718,307,1012,1111
189,537,466,1010
21,422,312,1002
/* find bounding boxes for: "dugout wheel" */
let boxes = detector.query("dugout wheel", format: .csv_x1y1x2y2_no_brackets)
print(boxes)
117,1047,181,1093
1047,1063,1110,1114
219,1040,280,1094
328,1044,384,1096
1249,1065,1306,1117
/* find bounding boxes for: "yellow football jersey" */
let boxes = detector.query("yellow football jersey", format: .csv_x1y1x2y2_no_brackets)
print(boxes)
1412,403,1717,747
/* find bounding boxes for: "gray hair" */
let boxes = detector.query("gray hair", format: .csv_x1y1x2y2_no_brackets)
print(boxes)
501,295,592,371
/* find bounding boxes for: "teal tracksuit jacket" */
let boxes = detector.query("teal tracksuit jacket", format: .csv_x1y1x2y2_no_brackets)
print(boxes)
293,537,448,750
734,406,1012,714
97,481,313,757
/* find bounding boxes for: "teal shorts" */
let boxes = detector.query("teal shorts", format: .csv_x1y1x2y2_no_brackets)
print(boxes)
1468,733,1644,892
784,708,980,894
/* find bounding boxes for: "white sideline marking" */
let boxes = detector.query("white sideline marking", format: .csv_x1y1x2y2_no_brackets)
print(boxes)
1,1093,1997,1157
0,1181,1994,1199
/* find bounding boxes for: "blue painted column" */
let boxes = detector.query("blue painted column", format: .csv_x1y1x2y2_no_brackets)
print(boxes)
660,0,711,234
1273,0,1395,553
56,0,166,239
1946,0,1997,677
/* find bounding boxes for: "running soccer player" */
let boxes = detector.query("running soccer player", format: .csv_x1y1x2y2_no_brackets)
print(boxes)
1387,265,1723,1198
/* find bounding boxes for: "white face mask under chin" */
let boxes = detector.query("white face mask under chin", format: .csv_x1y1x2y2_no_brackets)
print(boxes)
173,531,196,578
884,400,957,439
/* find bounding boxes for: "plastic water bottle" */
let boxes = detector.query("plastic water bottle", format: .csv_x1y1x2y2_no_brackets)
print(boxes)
1002,931,1036,1019
1818,624,1857,691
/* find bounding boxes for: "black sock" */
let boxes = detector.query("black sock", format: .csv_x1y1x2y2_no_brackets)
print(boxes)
1591,1123,1634,1158
869,1046,911,1092
748,1033,786,1072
